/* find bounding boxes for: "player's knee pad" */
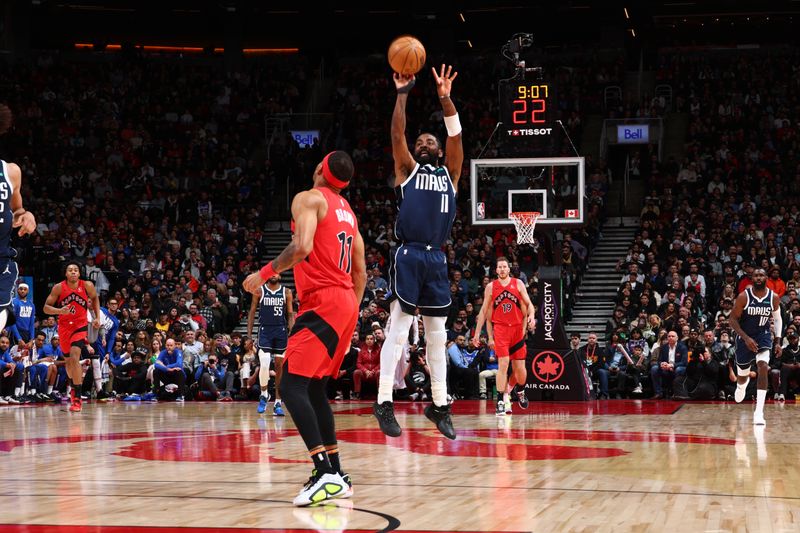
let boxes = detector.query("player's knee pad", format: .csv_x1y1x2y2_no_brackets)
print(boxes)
421,316,447,357
737,365,752,377
756,350,770,364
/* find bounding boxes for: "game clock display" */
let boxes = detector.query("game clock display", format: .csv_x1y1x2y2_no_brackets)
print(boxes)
499,79,557,138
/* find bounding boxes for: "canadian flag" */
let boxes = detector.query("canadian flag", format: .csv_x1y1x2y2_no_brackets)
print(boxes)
565,209,579,218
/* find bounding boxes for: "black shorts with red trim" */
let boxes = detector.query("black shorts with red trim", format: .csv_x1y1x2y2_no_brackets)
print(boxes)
285,287,359,379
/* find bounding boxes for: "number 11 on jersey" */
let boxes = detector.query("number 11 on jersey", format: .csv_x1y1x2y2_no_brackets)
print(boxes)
440,193,449,213
337,231,353,273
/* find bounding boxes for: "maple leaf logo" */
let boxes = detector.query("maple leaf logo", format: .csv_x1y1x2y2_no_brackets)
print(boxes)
532,351,564,383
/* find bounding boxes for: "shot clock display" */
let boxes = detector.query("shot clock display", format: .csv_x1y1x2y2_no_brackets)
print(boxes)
499,78,557,141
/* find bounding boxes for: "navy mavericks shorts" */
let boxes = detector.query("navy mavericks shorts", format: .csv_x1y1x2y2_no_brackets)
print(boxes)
389,243,451,317
258,325,288,354
735,332,772,367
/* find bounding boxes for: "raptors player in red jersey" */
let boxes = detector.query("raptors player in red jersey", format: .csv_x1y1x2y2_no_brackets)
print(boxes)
243,150,366,507
473,257,535,416
43,261,101,412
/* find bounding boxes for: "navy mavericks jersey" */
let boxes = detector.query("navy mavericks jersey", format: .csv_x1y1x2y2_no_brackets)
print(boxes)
740,287,774,339
0,161,15,259
258,284,287,328
395,163,456,248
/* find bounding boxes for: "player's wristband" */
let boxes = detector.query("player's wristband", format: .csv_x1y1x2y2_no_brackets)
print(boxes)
443,113,462,137
259,262,277,282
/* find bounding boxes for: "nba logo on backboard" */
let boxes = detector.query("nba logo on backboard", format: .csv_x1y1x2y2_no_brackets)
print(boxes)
477,202,486,220
565,209,579,218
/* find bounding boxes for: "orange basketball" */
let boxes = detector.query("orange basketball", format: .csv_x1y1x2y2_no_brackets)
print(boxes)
388,35,426,75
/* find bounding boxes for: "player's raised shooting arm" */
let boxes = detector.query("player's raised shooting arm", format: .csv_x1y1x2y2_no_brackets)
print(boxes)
391,73,417,185
432,65,463,188
350,230,367,307
272,190,323,272
43,284,64,316
285,288,295,332
247,290,258,340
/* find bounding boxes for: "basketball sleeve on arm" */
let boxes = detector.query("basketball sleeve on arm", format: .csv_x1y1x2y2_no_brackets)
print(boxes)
773,308,783,339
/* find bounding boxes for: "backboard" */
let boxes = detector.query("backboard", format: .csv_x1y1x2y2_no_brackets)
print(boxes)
470,157,584,226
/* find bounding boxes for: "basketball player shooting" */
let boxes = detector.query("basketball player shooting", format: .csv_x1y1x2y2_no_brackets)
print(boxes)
729,267,782,426
473,257,536,416
243,151,365,506
372,64,463,440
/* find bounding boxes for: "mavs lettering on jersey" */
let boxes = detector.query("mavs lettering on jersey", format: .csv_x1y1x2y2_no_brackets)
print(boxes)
259,286,286,327
740,288,774,339
395,163,456,248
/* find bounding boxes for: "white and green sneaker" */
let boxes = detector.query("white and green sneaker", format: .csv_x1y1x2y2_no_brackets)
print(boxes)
293,471,348,507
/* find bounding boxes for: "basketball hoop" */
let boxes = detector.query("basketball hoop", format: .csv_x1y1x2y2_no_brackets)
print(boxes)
510,211,541,245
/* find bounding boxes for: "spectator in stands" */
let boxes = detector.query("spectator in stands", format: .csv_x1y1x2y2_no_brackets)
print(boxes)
651,331,688,399
114,348,149,399
0,336,24,402
352,333,380,400
774,331,800,401
10,284,35,345
329,330,360,401
472,335,498,400
154,338,185,401
446,334,479,399
195,353,234,401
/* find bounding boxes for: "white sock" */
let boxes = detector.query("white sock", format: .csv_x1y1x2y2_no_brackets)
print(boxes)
377,301,415,404
422,315,448,407
14,386,21,397
258,350,271,397
755,389,767,416
47,385,53,394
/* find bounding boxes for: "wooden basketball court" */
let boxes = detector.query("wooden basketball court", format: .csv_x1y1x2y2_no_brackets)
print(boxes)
0,400,798,532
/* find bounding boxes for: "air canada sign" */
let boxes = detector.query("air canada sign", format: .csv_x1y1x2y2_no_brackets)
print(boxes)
527,266,590,400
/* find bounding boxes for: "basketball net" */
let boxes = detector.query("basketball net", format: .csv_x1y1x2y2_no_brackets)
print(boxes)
510,211,540,245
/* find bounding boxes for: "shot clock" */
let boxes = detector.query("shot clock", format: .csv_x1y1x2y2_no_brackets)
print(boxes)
498,77,557,140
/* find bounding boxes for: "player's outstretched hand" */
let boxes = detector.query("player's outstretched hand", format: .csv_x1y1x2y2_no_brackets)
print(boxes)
243,272,263,295
394,72,416,93
431,64,458,98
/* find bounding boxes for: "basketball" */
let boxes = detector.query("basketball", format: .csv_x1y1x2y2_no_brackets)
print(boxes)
388,35,426,75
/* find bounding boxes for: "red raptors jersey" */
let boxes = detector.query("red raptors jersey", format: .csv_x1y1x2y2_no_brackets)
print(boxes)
292,187,357,301
57,280,89,326
491,277,524,327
